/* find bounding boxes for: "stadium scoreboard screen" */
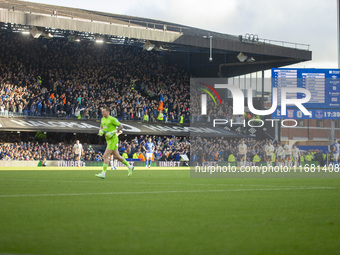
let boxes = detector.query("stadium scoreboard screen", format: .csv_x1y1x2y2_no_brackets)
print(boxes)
271,68,340,119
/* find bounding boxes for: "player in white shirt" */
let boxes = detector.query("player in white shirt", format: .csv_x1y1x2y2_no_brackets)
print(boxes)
110,130,123,170
292,145,300,166
284,144,292,167
276,144,285,167
110,154,118,170
73,140,84,167
238,140,247,167
265,141,275,167
332,139,340,165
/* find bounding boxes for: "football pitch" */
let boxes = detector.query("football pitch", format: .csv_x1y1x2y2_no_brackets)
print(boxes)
0,168,339,255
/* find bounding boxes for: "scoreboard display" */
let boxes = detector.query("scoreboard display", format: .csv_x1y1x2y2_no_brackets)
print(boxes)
271,68,340,119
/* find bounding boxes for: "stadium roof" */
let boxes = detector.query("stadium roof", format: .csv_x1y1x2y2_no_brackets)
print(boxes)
0,0,312,77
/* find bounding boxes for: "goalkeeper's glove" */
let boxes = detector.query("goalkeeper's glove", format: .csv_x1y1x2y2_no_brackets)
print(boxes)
106,131,114,139
98,130,104,136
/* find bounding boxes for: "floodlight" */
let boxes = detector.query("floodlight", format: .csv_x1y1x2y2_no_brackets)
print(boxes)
30,27,43,38
237,52,248,62
143,41,155,51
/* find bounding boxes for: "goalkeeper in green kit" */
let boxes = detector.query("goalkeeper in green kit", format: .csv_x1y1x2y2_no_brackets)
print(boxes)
95,106,134,179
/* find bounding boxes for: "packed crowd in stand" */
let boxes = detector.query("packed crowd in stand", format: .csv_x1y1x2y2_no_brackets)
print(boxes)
0,32,190,122
0,135,190,162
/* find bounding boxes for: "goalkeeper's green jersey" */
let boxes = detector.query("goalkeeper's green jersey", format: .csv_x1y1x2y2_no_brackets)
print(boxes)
100,115,120,140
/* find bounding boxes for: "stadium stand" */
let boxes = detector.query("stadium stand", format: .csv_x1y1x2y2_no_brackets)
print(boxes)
0,135,190,162
0,33,190,123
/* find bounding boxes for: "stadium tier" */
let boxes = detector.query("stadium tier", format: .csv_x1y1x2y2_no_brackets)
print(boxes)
0,135,190,162
0,33,189,123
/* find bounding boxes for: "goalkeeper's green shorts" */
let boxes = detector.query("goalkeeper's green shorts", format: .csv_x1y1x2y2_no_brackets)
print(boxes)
106,136,118,151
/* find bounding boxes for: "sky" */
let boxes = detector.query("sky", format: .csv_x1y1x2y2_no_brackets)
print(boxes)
27,0,339,69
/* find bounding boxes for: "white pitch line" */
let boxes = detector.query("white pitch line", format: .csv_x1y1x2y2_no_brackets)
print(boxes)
0,187,335,198
0,178,336,189
0,253,35,255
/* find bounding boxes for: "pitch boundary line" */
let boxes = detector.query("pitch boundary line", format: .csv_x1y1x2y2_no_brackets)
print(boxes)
0,178,336,189
0,187,335,198
0,253,34,255
0,253,35,255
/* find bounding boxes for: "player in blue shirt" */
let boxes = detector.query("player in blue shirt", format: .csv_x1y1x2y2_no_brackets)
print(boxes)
332,139,340,165
143,137,155,168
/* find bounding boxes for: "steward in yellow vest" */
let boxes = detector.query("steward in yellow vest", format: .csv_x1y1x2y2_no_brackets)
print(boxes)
158,111,163,121
228,154,236,162
253,154,261,162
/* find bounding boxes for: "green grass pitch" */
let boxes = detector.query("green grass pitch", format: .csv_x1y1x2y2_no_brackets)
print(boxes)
0,168,339,255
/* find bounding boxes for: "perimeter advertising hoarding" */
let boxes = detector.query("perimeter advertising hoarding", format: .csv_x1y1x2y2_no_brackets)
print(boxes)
0,117,241,137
